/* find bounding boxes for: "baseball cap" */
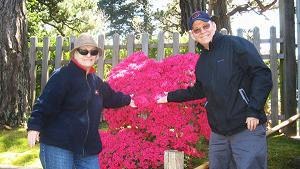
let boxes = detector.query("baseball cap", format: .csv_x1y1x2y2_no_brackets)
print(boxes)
189,11,212,30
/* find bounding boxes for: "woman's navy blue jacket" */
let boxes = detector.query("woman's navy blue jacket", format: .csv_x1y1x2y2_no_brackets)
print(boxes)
27,60,131,156
168,32,273,136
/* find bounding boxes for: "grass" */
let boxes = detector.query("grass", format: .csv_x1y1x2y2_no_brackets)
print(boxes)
268,134,300,169
0,128,299,169
0,128,41,167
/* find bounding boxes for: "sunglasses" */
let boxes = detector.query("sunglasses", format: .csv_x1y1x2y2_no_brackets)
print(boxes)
77,48,99,56
192,23,211,34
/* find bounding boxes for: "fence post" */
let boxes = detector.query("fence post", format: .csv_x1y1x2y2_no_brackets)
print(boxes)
157,31,165,61
70,36,76,50
41,37,50,92
173,32,180,55
164,150,184,169
29,37,37,107
55,36,63,69
188,34,195,53
270,26,279,126
127,33,135,56
253,27,261,52
142,33,149,56
237,28,243,37
112,33,120,67
97,34,105,79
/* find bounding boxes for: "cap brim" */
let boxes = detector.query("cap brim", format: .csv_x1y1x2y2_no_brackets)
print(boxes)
194,17,210,22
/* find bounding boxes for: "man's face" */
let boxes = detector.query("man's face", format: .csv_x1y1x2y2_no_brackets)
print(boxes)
191,20,216,47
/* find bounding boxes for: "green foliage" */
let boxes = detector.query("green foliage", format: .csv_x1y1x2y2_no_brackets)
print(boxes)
98,0,155,37
27,0,106,38
153,0,181,34
97,0,137,36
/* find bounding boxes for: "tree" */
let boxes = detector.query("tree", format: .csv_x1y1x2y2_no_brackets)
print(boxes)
27,0,106,37
98,0,154,36
0,0,30,127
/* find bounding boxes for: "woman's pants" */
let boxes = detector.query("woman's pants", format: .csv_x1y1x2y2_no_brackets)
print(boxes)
40,143,100,169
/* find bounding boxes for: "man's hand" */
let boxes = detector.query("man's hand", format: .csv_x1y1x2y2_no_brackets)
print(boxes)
156,92,168,104
246,117,259,131
27,130,40,147
129,99,137,108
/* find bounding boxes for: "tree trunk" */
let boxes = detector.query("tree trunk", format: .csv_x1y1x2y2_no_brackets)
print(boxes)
180,0,207,33
0,0,30,127
211,0,231,34
281,0,296,136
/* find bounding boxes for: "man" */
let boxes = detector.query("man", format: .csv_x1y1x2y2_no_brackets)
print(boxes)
157,11,272,169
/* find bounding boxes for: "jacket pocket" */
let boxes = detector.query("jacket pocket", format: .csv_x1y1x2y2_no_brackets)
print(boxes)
239,88,249,104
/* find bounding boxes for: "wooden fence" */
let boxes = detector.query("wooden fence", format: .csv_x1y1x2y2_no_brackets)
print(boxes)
29,26,283,129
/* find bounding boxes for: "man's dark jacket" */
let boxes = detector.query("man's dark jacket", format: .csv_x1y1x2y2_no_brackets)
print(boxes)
168,32,273,136
27,60,131,156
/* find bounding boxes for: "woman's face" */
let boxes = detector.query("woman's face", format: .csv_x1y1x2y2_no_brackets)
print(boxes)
191,20,216,48
73,45,99,69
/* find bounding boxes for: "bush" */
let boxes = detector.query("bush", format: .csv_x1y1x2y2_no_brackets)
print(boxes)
99,52,210,168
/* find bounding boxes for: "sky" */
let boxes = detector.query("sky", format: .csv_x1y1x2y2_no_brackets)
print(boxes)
150,0,280,38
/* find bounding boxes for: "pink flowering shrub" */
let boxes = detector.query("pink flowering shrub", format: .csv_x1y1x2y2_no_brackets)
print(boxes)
99,52,210,168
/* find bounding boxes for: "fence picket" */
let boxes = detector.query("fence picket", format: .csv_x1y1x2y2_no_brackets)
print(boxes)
97,34,105,79
112,34,120,67
253,27,261,53
55,36,63,69
188,34,195,53
41,37,50,92
142,33,149,55
173,32,180,54
270,26,279,126
237,28,243,37
157,32,165,60
29,37,37,106
127,34,135,56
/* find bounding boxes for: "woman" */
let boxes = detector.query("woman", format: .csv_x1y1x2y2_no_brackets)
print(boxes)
27,33,136,169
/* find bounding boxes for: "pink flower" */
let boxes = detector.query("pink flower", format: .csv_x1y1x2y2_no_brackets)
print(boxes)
100,52,211,168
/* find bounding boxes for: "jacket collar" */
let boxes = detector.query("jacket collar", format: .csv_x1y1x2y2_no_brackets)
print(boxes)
197,32,223,51
70,57,96,74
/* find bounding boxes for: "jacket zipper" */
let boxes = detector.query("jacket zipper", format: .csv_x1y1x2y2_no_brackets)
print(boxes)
239,88,250,104
82,74,91,156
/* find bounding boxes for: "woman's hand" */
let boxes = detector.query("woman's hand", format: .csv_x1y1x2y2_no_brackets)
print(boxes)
27,130,40,147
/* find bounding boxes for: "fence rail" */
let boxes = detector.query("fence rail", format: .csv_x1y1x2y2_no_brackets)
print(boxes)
29,27,283,129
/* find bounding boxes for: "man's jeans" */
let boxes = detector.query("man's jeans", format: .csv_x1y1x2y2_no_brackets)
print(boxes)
209,124,267,169
40,143,100,169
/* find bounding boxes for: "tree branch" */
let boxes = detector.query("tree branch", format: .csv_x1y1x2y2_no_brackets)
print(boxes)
227,4,251,16
227,0,277,16
254,0,277,13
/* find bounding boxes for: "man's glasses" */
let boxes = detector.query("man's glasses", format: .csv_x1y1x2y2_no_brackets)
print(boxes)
192,23,211,34
77,48,99,56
